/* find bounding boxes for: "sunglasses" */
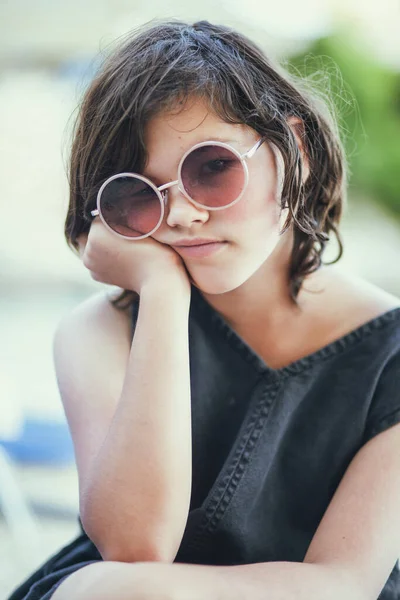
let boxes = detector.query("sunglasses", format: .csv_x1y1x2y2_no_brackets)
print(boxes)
91,137,266,240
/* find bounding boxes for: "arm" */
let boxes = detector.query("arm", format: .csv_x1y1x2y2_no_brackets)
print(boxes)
51,559,362,600
52,395,400,600
130,560,365,600
53,279,192,564
109,420,400,600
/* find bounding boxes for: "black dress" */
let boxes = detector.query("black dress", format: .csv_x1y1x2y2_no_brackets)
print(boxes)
8,286,400,600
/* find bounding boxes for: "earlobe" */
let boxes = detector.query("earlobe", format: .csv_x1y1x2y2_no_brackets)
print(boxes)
268,141,285,204
278,206,290,235
286,116,310,184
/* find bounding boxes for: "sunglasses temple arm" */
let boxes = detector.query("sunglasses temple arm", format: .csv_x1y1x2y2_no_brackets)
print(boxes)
242,137,267,159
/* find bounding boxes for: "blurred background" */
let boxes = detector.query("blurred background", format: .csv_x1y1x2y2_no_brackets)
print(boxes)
0,0,399,597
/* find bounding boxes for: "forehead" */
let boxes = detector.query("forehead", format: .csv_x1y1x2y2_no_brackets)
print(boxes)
144,97,253,154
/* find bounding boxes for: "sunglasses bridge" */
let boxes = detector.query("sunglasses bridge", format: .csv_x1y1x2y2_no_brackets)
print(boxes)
157,179,180,205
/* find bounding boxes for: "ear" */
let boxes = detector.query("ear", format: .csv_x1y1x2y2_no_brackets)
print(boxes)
286,116,310,184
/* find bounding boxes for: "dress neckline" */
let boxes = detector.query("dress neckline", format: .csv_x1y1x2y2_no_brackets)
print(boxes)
190,285,400,378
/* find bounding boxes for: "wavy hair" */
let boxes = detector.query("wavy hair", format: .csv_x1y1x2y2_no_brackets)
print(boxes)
66,19,347,309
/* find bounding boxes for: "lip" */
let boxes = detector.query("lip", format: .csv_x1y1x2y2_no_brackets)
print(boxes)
171,238,223,247
172,241,228,258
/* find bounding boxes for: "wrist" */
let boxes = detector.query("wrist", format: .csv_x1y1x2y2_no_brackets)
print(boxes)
140,275,191,305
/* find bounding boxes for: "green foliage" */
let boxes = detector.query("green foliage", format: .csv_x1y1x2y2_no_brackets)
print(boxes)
288,32,400,217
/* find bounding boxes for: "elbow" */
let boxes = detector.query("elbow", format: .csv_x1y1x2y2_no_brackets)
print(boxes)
80,508,176,564
101,543,174,564
98,523,179,563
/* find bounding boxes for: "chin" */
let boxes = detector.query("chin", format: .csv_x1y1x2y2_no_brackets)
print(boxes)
187,248,276,296
188,267,255,295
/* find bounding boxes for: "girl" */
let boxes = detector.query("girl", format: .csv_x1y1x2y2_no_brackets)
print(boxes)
9,19,400,600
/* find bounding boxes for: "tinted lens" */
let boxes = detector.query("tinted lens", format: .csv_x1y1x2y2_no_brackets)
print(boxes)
181,145,246,208
99,176,162,238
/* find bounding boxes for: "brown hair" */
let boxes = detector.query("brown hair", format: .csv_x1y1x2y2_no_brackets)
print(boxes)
66,19,347,309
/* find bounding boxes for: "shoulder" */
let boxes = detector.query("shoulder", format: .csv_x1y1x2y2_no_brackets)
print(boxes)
285,266,400,367
54,289,135,349
52,290,136,487
303,266,400,343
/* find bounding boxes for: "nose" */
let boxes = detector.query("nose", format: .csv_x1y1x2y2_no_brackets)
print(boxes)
164,184,209,228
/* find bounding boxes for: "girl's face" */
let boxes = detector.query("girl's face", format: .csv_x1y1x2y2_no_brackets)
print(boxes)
143,97,287,295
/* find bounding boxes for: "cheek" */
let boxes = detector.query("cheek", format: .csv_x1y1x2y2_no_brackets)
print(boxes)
220,160,279,225
219,183,279,230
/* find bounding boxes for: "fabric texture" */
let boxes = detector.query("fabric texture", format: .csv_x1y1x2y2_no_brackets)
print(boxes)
7,286,400,599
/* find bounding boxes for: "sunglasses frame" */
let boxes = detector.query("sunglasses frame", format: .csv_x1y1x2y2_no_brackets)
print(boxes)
91,137,266,240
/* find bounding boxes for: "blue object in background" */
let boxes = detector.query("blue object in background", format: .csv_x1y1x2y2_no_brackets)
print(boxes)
0,417,75,465
57,55,102,87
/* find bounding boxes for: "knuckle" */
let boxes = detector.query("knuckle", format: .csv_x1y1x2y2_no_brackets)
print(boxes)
82,255,91,269
77,233,89,252
90,272,101,282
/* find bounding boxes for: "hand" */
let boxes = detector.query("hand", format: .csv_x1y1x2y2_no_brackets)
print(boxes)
77,218,190,295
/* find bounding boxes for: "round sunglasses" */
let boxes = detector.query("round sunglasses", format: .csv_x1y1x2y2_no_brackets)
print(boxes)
91,138,266,240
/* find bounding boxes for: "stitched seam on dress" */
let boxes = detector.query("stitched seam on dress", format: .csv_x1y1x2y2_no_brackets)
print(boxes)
192,298,400,378
205,380,280,532
182,380,280,555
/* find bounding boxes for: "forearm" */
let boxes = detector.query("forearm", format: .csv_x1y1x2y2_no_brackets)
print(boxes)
132,560,366,600
81,280,192,563
52,559,366,600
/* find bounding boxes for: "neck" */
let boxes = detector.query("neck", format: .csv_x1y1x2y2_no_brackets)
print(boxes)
200,230,301,333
